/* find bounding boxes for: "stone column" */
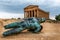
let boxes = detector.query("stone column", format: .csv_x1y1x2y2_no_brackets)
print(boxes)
27,11,29,18
25,11,28,18
28,11,30,18
24,11,26,18
26,11,28,18
34,10,37,17
24,11,27,18
37,9,40,18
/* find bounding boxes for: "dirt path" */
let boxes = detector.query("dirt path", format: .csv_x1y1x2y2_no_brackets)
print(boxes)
0,22,60,40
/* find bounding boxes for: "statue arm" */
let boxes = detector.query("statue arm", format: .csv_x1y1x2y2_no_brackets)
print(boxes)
33,23,42,33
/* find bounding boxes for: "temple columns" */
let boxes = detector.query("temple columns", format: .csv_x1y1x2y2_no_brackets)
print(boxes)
25,9,37,18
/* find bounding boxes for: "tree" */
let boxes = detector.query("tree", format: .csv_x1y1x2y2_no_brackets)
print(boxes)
17,18,21,19
55,14,60,21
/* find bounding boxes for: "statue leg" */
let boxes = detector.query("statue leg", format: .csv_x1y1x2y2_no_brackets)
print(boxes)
3,27,25,36
4,22,19,29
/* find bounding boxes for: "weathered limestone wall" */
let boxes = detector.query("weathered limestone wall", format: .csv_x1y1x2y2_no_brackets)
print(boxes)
37,9,49,19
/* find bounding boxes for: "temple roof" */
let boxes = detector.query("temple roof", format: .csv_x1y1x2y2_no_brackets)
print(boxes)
24,5,38,9
24,5,49,14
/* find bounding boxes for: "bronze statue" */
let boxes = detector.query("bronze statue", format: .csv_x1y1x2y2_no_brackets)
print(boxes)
3,17,46,36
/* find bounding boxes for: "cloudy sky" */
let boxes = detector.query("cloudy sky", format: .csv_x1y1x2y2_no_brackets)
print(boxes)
0,0,60,19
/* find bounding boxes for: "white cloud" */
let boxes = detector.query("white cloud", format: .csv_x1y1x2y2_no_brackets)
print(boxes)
50,16,55,20
0,12,24,19
47,0,60,7
13,0,60,8
18,0,60,6
18,0,46,5
1,0,60,7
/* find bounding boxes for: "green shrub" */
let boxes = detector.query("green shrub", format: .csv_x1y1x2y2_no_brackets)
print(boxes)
55,14,60,21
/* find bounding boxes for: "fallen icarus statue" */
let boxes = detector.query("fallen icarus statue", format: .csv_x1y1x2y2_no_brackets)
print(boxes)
3,17,46,36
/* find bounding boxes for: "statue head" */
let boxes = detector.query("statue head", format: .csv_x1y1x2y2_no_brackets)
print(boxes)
37,18,46,23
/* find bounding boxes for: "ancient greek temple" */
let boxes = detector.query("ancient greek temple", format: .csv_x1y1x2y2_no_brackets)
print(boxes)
24,5,49,19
